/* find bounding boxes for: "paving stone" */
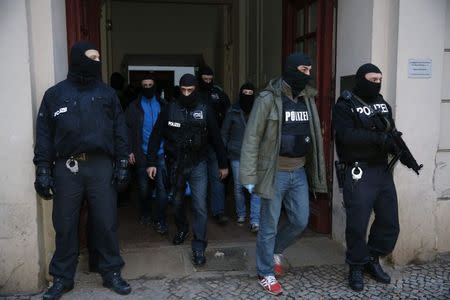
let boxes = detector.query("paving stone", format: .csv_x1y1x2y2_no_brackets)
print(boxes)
2,258,450,299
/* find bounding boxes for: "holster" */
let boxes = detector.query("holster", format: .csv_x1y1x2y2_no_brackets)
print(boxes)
335,161,346,189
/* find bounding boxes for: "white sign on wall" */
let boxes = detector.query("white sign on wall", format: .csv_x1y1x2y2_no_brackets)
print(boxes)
408,59,432,78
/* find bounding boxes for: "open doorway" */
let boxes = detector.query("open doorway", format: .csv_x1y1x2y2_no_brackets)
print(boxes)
63,0,334,261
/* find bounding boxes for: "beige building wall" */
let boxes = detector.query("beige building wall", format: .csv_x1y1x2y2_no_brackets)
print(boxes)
333,0,374,245
392,0,447,264
334,0,450,265
435,0,450,252
0,0,67,295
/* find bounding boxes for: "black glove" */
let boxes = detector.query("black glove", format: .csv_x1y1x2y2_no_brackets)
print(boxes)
113,159,130,192
34,166,55,200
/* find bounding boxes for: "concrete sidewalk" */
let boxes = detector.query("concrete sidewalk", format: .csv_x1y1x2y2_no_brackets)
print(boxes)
112,236,345,279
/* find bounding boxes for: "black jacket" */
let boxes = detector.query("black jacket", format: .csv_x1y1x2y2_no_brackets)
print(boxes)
33,79,129,168
147,100,227,169
220,102,249,161
332,92,394,163
125,94,166,166
199,85,230,128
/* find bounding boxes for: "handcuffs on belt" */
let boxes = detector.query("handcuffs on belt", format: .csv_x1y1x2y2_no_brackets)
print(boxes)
65,158,79,174
351,162,363,181
65,153,87,174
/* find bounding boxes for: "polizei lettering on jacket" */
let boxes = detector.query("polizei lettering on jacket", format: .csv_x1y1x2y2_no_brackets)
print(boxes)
53,107,68,117
285,111,309,122
168,121,181,128
355,103,388,116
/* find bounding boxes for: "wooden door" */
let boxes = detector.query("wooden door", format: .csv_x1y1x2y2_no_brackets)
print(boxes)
283,0,335,234
65,0,102,249
66,0,102,51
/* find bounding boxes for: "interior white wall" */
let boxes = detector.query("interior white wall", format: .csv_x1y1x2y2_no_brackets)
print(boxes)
110,2,222,84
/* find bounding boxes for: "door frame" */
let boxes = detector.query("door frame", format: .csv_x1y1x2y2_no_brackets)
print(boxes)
282,0,335,234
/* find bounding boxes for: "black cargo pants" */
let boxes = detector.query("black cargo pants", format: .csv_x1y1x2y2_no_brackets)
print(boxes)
49,155,124,286
343,163,400,265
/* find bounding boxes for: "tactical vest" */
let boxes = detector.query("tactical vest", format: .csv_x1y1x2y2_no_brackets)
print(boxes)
279,95,311,157
346,93,392,132
166,101,208,157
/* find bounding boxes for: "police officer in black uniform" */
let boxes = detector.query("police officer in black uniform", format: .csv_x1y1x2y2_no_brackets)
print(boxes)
198,66,231,224
34,41,131,299
147,74,229,266
333,63,420,291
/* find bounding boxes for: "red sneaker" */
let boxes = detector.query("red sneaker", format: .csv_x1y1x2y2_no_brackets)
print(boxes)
258,275,283,295
274,254,284,276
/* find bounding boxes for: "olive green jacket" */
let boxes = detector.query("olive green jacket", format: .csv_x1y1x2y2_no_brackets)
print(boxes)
239,77,328,199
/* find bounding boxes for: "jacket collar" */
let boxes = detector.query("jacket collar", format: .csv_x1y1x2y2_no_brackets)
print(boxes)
265,77,317,99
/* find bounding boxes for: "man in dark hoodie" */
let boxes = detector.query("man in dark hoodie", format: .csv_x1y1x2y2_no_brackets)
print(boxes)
126,72,168,234
240,53,327,295
198,66,231,224
221,82,261,232
146,74,228,266
333,63,419,291
34,41,131,299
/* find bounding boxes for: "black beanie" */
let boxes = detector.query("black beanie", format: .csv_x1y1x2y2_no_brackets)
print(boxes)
180,73,198,86
355,63,381,82
141,71,155,81
284,53,312,74
240,82,255,94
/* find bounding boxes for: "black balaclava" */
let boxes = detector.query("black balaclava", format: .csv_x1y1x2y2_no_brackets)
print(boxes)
110,72,124,90
353,63,382,101
239,82,255,114
141,72,156,99
283,53,312,98
198,65,214,91
179,74,199,108
67,41,101,85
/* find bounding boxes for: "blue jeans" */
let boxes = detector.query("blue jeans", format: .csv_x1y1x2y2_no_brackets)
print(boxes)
136,155,168,225
231,160,261,224
207,147,225,216
171,160,208,251
256,167,309,276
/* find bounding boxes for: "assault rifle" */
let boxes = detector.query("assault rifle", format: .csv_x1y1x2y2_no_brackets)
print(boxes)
344,91,423,175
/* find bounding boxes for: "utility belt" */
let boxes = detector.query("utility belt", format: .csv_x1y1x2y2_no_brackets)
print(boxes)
335,160,388,188
58,152,110,174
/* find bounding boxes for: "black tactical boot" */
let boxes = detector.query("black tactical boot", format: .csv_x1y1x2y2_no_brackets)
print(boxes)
173,230,189,245
364,256,391,284
348,265,364,291
103,272,132,295
43,278,74,300
192,250,206,266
